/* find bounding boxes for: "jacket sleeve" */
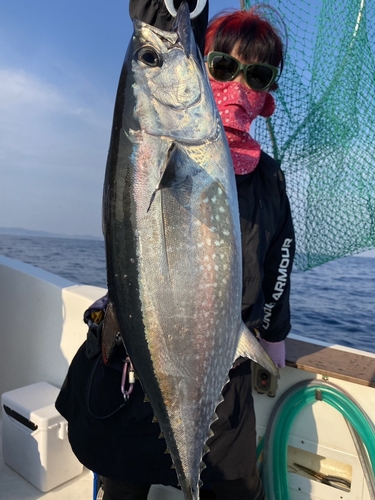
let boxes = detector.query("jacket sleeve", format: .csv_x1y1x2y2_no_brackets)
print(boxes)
129,0,209,54
257,168,295,342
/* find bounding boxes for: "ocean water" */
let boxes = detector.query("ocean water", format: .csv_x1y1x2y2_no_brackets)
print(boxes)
0,234,374,353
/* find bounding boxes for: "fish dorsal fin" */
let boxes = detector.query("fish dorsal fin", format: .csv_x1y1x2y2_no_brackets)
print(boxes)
235,323,279,377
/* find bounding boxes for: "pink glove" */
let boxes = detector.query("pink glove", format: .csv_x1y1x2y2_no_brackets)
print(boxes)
260,339,286,368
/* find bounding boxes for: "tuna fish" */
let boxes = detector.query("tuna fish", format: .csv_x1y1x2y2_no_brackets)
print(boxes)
102,3,277,499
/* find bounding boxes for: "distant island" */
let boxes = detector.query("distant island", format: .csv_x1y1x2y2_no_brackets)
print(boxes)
0,227,103,241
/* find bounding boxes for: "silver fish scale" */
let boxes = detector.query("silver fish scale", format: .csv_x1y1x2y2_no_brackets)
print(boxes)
105,6,247,500
133,132,242,478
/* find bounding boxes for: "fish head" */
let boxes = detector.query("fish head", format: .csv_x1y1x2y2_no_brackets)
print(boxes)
129,3,218,143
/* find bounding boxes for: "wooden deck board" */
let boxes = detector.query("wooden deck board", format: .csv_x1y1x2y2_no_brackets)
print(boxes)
285,338,375,387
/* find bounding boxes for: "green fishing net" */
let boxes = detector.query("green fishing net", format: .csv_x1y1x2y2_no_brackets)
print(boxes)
243,0,375,270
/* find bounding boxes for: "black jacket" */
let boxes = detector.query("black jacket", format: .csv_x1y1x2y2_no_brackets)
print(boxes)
237,151,295,342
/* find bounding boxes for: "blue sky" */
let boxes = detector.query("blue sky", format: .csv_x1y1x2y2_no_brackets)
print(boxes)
1,0,240,238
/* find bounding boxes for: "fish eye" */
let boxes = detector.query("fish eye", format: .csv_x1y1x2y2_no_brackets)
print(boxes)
136,47,161,67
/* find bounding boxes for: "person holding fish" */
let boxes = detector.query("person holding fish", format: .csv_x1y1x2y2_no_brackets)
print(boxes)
56,1,295,500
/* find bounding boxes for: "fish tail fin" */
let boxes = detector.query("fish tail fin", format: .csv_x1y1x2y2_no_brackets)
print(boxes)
179,480,200,500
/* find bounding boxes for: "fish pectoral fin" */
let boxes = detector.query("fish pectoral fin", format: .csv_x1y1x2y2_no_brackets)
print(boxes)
158,142,204,189
159,143,178,187
147,143,178,212
147,189,158,213
235,323,279,377
147,143,202,212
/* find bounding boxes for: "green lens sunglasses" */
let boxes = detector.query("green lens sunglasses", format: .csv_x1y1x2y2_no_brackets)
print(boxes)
205,51,279,91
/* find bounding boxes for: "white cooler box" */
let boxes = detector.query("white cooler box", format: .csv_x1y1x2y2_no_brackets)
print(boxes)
2,381,83,492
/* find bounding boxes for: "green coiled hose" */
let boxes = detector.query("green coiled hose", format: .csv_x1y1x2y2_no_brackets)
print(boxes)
259,380,375,500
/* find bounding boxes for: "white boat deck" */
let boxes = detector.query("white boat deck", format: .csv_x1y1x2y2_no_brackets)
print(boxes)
0,419,185,500
0,419,94,500
1,367,375,500
0,419,186,500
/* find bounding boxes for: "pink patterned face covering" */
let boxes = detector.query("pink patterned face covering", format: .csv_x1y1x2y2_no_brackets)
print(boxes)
210,79,275,174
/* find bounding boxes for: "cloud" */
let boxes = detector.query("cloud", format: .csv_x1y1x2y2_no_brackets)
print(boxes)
0,67,109,158
0,69,63,109
0,66,112,236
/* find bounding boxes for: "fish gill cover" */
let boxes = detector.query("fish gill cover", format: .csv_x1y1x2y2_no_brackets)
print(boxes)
244,0,375,270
